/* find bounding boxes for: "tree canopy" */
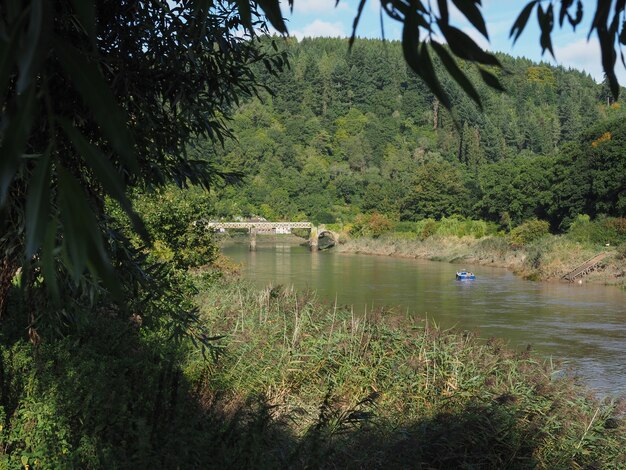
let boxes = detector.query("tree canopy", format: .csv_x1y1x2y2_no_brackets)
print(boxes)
260,1,626,104
0,1,287,309
1,0,625,321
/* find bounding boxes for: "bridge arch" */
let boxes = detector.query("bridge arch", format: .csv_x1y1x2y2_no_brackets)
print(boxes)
316,230,338,249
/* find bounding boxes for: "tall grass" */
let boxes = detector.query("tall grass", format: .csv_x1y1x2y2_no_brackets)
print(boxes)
190,276,625,468
1,273,624,467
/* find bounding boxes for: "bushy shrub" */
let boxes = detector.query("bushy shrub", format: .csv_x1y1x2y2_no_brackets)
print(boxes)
350,212,394,238
567,214,593,243
324,223,343,233
394,221,419,233
567,214,626,245
408,217,498,240
416,218,438,240
437,216,465,237
465,219,498,238
602,217,626,244
509,219,550,246
113,186,219,269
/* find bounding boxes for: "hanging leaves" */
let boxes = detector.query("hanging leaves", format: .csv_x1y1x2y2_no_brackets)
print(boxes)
537,3,555,57
510,1,539,44
54,39,138,172
451,0,489,40
431,41,482,110
25,149,52,258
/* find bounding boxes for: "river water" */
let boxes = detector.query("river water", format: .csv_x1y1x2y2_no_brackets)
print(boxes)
221,240,626,397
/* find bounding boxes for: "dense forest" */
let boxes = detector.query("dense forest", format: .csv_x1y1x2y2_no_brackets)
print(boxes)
2,1,625,465
197,37,626,231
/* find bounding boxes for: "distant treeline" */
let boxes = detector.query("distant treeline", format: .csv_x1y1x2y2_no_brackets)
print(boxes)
194,37,626,231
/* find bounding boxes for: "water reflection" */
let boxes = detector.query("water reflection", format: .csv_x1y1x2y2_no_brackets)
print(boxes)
222,240,626,396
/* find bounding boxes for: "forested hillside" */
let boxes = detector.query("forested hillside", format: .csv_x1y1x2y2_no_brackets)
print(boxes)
197,37,625,230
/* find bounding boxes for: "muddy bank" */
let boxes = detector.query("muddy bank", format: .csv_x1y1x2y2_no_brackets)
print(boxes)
336,234,625,285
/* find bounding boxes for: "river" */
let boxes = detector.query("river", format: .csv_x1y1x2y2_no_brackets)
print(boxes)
221,239,626,397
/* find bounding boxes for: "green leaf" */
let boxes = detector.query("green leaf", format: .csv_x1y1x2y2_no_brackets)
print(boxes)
437,0,449,24
537,3,555,57
402,9,450,111
257,0,287,34
0,9,27,101
58,167,91,278
25,148,51,257
478,67,506,92
235,0,252,30
41,217,59,298
451,0,489,39
510,1,538,44
59,119,149,242
589,0,611,40
54,38,138,172
191,0,211,38
0,86,36,204
69,0,96,43
440,24,500,66
57,165,120,297
17,0,41,93
598,28,619,99
559,0,574,27
431,41,482,110
569,0,583,30
17,0,50,94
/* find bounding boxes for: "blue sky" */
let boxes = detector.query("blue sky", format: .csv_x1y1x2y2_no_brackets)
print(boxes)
280,0,623,83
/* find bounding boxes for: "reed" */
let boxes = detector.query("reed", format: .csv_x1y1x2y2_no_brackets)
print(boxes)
189,276,625,468
1,272,623,467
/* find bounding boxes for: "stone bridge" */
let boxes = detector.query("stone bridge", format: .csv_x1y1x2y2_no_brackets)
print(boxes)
205,221,337,251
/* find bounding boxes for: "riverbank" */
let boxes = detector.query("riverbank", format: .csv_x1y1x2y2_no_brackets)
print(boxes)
2,268,624,467
190,274,625,468
337,234,625,285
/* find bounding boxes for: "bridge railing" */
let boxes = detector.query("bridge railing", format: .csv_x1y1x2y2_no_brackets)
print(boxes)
205,221,313,230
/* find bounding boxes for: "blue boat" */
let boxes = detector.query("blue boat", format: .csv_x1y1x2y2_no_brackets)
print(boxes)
456,271,476,280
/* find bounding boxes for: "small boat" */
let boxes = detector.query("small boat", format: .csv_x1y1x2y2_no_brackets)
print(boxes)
456,271,476,280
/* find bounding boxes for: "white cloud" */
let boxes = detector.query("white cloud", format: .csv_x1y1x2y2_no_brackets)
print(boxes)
555,38,602,78
292,19,346,39
553,37,626,83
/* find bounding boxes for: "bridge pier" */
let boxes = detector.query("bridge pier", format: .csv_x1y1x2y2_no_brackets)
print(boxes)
249,228,257,251
309,226,318,251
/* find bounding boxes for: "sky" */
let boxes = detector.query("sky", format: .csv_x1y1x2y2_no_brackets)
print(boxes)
280,0,625,84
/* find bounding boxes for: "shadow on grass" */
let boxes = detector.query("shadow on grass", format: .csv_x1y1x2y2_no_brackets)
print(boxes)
0,328,550,469
0,313,623,469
